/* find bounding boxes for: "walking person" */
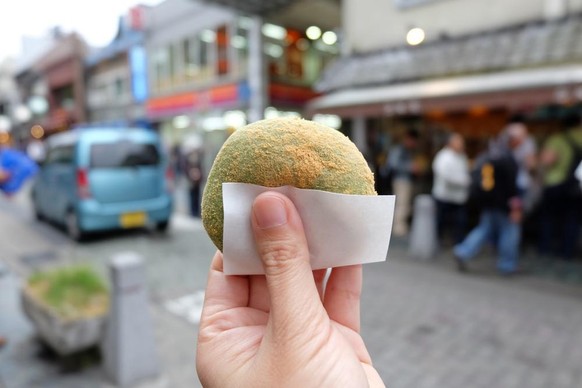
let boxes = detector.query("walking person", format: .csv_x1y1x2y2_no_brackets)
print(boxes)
0,143,38,197
386,129,422,236
185,149,204,218
432,133,470,245
502,121,538,210
538,114,582,260
453,138,522,275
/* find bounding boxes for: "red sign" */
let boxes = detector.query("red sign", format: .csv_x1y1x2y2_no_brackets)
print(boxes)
129,6,144,30
146,83,241,117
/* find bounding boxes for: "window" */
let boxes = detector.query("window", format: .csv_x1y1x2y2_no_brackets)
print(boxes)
46,145,75,165
199,30,215,68
114,78,124,99
90,142,160,168
183,37,199,80
168,45,176,82
232,18,249,76
216,25,229,75
183,38,193,73
54,85,74,110
152,48,169,91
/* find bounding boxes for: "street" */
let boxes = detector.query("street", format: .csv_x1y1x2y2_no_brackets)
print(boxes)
1,186,582,388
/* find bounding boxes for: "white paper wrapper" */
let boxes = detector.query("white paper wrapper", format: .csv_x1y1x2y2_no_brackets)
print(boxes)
222,183,395,275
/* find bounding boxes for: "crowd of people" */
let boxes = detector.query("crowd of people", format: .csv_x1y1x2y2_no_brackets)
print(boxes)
379,116,582,275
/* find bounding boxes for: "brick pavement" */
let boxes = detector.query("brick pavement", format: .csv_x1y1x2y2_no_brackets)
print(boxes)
362,253,582,388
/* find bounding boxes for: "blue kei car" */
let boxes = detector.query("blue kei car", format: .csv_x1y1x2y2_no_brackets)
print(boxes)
31,127,173,240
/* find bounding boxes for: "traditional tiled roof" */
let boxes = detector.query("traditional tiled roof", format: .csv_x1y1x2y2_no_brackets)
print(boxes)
317,15,582,92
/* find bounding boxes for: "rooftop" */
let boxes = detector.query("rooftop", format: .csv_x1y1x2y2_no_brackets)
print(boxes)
317,14,582,92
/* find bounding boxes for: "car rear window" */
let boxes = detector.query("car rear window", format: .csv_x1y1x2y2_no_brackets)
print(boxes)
90,141,160,168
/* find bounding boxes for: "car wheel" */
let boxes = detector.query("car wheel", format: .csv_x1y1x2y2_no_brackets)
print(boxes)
33,203,44,221
31,194,44,221
156,220,169,232
65,210,84,242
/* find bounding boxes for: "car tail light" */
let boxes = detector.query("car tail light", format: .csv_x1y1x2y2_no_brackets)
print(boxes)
77,169,91,199
165,166,174,192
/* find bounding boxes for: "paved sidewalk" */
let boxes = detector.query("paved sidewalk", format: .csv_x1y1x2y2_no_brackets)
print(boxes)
1,185,582,387
363,247,582,388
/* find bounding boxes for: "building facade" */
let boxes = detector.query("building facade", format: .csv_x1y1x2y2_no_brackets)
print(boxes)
145,0,340,176
309,0,582,173
33,33,88,135
85,6,150,125
8,32,59,146
0,59,19,145
344,0,582,53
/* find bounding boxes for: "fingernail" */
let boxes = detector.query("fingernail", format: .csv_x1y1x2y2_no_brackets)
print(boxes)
254,195,287,229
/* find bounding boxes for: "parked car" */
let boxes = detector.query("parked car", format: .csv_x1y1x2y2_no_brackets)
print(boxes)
31,127,173,240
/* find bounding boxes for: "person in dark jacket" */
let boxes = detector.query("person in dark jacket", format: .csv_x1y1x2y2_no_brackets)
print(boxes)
453,139,522,275
185,149,204,217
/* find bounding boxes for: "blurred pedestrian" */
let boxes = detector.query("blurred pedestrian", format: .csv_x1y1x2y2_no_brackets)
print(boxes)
185,149,204,217
0,168,9,186
170,143,182,179
576,160,582,188
502,122,538,211
453,139,522,275
386,129,422,236
0,144,38,197
432,133,470,244
538,114,582,260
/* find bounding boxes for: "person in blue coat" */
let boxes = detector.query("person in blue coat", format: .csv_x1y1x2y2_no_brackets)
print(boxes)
0,145,38,196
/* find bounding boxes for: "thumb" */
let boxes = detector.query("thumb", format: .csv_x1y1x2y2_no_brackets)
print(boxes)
252,192,326,337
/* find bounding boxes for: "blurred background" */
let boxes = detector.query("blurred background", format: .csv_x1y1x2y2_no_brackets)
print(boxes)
0,0,582,387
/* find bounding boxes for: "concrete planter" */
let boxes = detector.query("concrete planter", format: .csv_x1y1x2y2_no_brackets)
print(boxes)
21,289,106,356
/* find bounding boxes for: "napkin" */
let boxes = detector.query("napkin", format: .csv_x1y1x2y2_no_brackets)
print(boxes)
222,183,395,275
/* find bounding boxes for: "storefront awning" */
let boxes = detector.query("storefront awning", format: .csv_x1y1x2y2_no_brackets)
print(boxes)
307,65,582,116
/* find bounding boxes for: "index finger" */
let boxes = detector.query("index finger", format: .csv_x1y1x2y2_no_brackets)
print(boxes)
323,264,362,332
200,251,250,318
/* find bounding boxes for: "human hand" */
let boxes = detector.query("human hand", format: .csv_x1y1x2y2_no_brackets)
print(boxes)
197,192,384,387
510,208,523,224
0,169,10,184
509,197,523,224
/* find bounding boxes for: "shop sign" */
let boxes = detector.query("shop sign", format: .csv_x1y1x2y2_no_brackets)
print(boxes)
146,82,250,117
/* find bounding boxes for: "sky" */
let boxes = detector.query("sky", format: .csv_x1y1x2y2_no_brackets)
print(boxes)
0,0,163,61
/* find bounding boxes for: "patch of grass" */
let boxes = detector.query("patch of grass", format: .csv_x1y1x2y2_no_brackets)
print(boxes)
27,265,109,320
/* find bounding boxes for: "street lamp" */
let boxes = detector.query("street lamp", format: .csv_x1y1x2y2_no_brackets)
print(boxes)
0,115,11,132
406,27,425,46
14,105,32,123
306,26,322,40
322,31,337,45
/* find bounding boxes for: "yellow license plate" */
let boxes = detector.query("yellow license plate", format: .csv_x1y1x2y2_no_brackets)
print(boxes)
120,212,147,228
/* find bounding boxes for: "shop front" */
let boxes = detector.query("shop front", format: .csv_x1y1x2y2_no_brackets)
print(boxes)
308,63,582,201
309,13,582,160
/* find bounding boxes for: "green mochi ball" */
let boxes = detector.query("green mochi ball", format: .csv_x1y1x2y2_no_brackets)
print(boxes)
201,117,376,251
